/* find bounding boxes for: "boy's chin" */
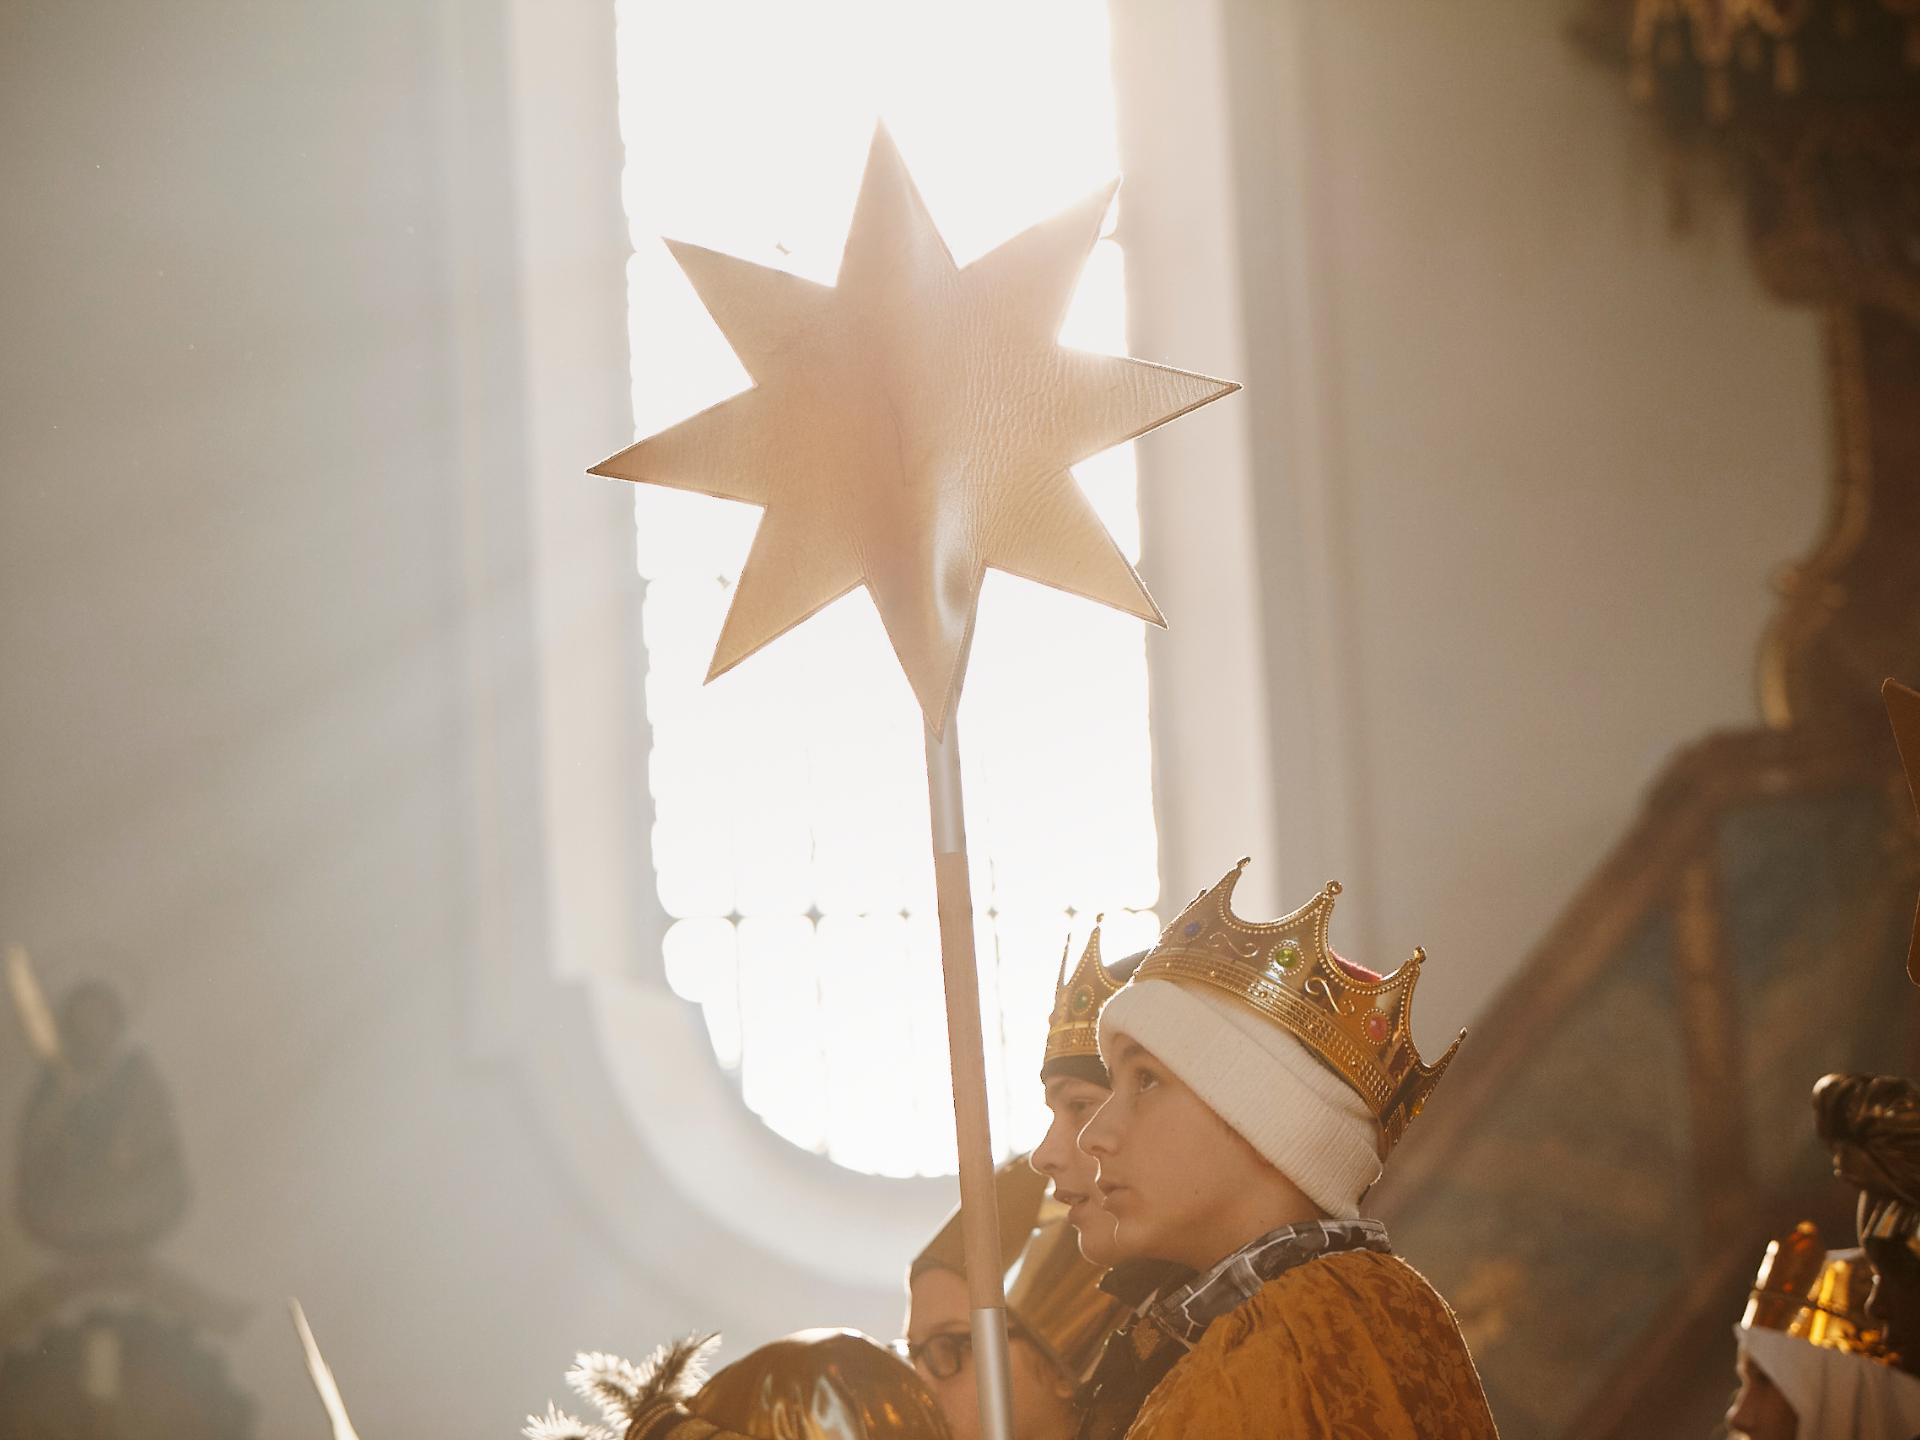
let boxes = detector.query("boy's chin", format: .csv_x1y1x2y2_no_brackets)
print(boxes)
1074,1229,1122,1269
1104,1219,1160,1265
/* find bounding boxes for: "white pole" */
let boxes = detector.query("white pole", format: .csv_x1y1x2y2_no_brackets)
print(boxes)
923,706,1015,1440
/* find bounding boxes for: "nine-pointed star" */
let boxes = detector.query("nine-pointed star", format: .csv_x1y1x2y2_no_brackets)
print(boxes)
591,125,1239,730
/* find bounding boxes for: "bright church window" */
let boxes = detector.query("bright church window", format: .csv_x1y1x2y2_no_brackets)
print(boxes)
614,0,1162,1177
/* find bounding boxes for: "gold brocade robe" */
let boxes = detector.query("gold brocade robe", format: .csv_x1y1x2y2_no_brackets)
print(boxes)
1123,1250,1497,1439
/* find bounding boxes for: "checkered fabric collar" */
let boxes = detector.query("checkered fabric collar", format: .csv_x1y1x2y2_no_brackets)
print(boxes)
1149,1218,1392,1347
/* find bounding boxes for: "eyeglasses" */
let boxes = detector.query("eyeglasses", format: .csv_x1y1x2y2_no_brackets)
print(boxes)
895,1331,972,1381
894,1321,1040,1383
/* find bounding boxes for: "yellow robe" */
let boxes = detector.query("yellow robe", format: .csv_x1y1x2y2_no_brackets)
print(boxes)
1124,1250,1497,1439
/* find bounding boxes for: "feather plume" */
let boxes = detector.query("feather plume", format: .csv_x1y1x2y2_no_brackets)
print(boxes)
565,1352,644,1420
287,1299,361,1440
5,944,62,1066
522,1402,613,1440
566,1334,720,1424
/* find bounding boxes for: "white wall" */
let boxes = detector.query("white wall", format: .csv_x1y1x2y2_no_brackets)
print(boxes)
1119,0,1825,1041
0,4,890,1436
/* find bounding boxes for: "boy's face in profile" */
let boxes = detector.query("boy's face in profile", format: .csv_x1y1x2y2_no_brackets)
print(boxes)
1723,1349,1795,1440
1031,1073,1121,1266
1081,1034,1287,1270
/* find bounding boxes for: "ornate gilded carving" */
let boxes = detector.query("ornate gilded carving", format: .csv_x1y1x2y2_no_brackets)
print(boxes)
1382,12,1920,1432
1578,0,1920,732
1759,305,1920,731
1741,111,1920,324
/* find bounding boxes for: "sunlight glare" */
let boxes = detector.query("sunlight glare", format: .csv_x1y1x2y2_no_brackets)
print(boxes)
614,0,1160,1174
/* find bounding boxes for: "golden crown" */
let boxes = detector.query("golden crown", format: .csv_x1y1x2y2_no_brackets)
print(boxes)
1044,919,1122,1068
1133,859,1463,1154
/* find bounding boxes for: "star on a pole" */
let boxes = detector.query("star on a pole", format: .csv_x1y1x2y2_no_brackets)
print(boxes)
591,126,1239,730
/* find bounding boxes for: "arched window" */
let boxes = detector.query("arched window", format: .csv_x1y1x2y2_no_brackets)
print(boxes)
616,0,1163,1176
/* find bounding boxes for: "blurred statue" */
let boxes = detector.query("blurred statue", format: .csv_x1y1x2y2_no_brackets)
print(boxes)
2,950,248,1440
15,977,190,1255
0,1308,255,1440
526,1331,951,1440
1725,1220,1920,1439
1815,1072,1920,1378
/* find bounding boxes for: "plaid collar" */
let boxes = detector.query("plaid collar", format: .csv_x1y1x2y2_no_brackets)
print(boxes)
1148,1218,1392,1347
1098,1258,1193,1310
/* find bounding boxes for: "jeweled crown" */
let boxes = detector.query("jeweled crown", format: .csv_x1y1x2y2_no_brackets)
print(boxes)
1133,859,1464,1155
1044,919,1121,1068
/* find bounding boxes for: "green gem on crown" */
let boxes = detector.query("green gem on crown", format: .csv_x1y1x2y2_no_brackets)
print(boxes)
1071,989,1093,1015
1275,942,1302,971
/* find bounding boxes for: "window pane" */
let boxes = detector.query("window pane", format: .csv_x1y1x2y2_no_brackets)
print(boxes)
615,0,1160,1175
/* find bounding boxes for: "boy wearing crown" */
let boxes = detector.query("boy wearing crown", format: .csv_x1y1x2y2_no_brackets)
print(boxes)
1029,927,1190,1440
1079,860,1497,1438
905,926,1177,1440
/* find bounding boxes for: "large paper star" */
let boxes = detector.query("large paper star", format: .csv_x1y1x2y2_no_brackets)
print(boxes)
1887,679,1920,985
591,127,1238,730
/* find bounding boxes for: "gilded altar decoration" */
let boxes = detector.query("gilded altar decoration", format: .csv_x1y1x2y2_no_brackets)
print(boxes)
1743,1220,1890,1358
1612,1,1920,120
1577,0,1920,730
